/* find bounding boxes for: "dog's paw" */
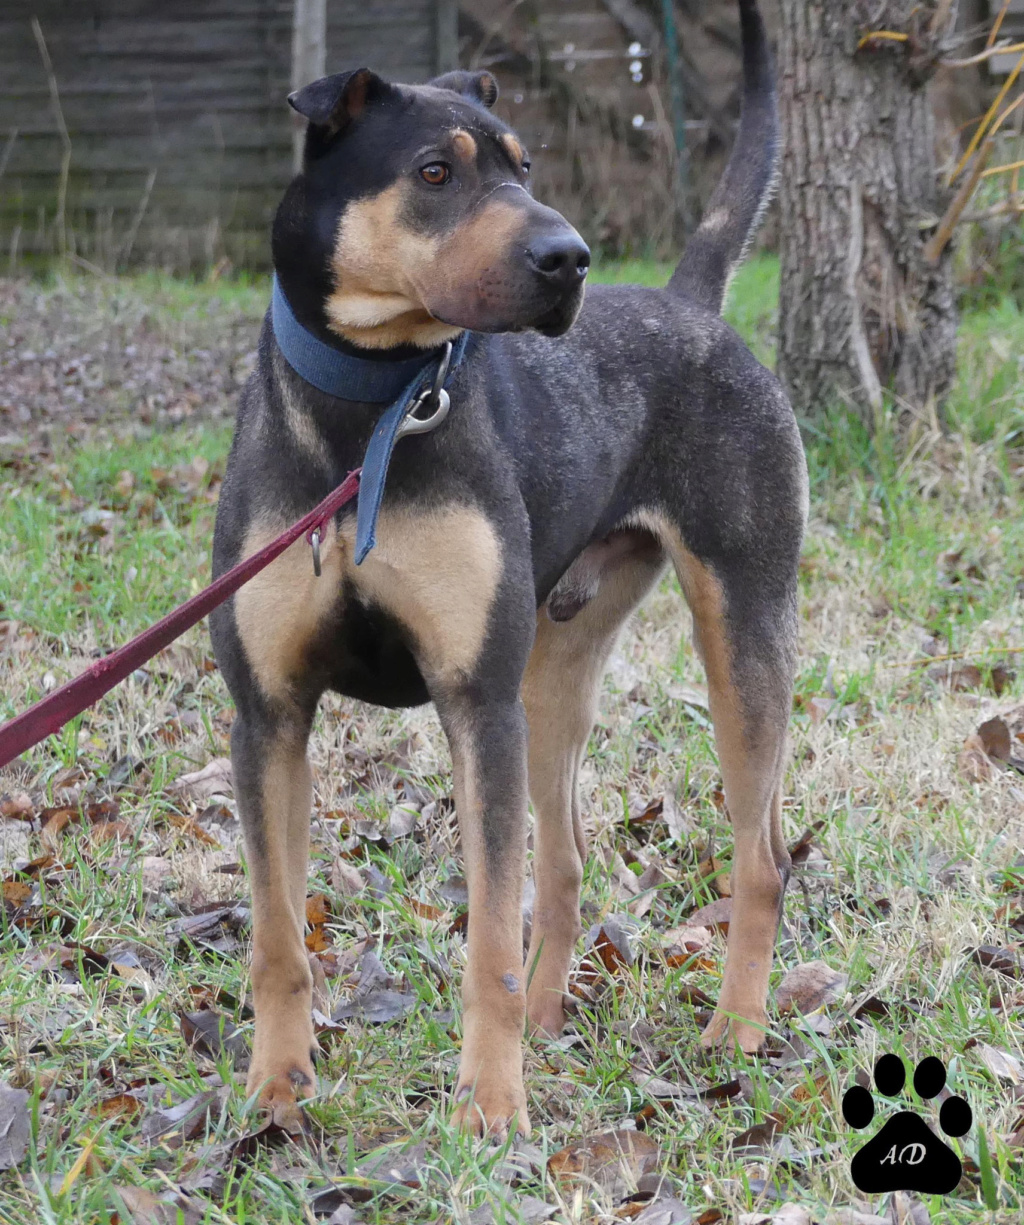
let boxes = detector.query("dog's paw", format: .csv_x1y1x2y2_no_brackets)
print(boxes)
700,1008,767,1056
247,1061,316,1135
452,1076,531,1139
527,993,569,1040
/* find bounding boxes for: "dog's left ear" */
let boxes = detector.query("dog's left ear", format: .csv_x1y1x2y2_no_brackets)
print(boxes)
429,70,499,109
289,68,392,138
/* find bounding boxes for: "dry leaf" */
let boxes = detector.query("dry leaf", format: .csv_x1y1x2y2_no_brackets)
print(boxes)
548,1128,661,1193
972,945,1023,978
732,1113,785,1155
94,1094,144,1123
978,716,1012,761
630,1198,694,1225
179,1010,248,1066
0,1084,30,1170
113,1184,205,1224
332,860,365,897
0,793,33,821
740,1208,812,1225
140,1088,228,1145
775,961,847,1014
973,1041,1023,1083
585,916,636,972
688,898,732,932
171,758,234,802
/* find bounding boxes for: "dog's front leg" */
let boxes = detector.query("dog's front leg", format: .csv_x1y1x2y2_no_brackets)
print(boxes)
231,711,317,1132
437,689,530,1137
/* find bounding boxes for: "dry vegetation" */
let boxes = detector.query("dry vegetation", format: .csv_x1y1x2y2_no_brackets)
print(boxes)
2,263,1024,1224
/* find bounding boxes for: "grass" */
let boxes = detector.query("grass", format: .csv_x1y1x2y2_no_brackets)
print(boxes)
2,257,1024,1223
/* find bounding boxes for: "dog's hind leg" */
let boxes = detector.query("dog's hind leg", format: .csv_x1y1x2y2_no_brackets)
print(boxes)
651,517,797,1054
523,532,665,1037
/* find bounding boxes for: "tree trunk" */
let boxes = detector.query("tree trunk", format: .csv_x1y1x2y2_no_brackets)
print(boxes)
776,1,959,425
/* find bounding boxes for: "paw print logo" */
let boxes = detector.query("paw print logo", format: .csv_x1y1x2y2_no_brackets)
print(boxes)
842,1054,972,1195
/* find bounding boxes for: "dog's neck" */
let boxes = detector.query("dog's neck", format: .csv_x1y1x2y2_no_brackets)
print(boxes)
271,275,470,404
273,264,448,366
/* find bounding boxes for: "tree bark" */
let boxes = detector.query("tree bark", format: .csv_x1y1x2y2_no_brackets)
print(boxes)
776,1,959,425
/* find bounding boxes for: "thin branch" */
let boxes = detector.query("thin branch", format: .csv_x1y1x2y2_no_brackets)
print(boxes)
958,200,1024,224
925,139,994,263
31,18,71,262
983,157,1024,178
928,0,956,38
942,40,1024,68
987,0,1013,50
949,48,1024,184
857,30,909,50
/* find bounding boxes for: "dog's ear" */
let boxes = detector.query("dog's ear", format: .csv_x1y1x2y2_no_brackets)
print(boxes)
288,68,390,137
429,70,499,109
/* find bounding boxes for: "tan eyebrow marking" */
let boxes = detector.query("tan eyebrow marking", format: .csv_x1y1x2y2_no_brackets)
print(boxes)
451,129,478,161
502,134,525,168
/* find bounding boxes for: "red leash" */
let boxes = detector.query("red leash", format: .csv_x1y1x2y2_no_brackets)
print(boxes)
0,470,361,771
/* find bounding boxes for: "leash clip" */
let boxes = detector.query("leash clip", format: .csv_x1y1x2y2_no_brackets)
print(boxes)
309,527,322,577
396,341,453,441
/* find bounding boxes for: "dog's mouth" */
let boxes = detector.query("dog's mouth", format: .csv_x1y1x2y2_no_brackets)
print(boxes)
530,289,585,337
427,277,586,338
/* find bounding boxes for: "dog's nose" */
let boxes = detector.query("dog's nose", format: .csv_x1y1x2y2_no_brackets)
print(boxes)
527,232,591,289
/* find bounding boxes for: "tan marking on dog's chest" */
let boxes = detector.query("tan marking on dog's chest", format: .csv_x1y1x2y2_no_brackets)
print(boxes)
341,504,502,680
234,503,502,701
234,520,347,703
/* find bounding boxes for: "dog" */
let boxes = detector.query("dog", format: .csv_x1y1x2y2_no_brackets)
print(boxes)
210,0,807,1138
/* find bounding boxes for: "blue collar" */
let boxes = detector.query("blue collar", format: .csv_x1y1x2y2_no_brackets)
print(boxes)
269,275,470,565
271,274,451,403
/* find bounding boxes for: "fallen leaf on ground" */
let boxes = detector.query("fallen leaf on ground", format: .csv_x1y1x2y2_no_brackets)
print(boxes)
331,990,418,1025
467,1194,556,1224
788,822,826,864
732,1114,785,1155
112,1185,205,1225
95,1094,144,1123
139,1087,228,1145
548,1128,661,1194
0,1084,30,1170
171,758,234,802
972,945,1023,978
0,792,33,821
972,1041,1023,1083
740,1207,811,1225
630,1199,694,1225
179,1010,248,1066
775,961,847,1014
688,898,732,932
584,916,636,972
354,1140,429,1195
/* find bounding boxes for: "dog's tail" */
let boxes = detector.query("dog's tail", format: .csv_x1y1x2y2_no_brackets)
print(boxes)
667,0,778,314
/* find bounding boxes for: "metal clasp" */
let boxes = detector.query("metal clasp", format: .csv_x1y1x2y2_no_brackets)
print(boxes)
395,341,453,441
310,527,322,577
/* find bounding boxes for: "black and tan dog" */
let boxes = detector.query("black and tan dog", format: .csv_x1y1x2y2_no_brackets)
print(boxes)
210,0,807,1137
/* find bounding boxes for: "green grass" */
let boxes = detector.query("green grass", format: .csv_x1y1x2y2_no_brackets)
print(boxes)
3,261,1024,1223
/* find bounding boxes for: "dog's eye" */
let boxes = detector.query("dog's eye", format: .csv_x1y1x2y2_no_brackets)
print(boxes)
420,163,450,186
521,159,531,176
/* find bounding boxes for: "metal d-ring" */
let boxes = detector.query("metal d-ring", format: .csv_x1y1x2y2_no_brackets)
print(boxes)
395,341,453,441
310,527,322,577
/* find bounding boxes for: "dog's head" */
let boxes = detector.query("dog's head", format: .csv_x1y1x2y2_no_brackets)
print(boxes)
275,68,589,350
